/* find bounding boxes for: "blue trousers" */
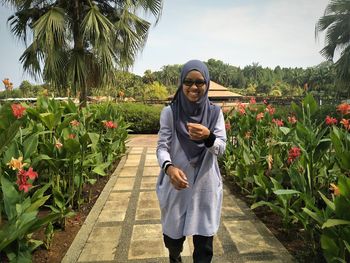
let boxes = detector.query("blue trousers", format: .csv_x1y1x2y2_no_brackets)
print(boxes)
163,234,213,263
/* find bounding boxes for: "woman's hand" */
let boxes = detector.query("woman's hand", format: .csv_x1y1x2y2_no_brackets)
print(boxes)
187,123,210,141
166,166,189,190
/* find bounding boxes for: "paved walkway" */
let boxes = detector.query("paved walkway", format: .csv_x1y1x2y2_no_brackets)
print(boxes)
62,135,295,263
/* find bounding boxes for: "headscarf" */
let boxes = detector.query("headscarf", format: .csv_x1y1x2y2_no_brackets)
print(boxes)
171,59,220,166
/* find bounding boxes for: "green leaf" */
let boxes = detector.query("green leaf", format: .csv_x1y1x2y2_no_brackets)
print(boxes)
64,138,80,154
279,127,290,135
303,93,318,116
302,207,323,225
39,112,56,130
1,175,20,221
319,191,335,211
273,189,300,195
338,175,350,197
322,219,350,229
23,134,39,160
92,162,110,176
32,154,52,166
0,120,22,155
27,195,51,213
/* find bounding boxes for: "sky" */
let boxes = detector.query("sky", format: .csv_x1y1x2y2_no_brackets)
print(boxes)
0,0,330,89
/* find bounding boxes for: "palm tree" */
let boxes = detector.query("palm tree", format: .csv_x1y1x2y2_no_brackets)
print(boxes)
2,0,163,105
316,0,350,95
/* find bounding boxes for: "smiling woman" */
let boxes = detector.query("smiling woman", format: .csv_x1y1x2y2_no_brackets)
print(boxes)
156,59,227,263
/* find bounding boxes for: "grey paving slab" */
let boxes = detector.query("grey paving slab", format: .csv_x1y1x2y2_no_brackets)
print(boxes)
64,135,295,263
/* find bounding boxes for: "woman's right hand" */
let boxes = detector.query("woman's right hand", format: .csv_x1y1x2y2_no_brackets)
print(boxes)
166,166,189,190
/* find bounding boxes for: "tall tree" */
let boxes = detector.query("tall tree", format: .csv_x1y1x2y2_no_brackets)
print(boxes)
316,0,350,96
2,0,163,105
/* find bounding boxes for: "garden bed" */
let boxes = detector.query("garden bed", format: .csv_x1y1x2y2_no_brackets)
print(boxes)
223,175,326,263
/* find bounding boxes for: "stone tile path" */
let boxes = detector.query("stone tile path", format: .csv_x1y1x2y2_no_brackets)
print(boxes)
63,135,295,263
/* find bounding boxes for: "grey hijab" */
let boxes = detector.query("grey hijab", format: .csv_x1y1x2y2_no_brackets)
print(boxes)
171,59,220,166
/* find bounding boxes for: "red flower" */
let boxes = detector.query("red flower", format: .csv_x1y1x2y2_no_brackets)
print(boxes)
256,112,264,121
287,146,301,164
272,118,284,127
68,134,76,139
263,99,268,105
16,167,39,192
11,104,26,119
337,103,350,115
103,121,117,129
26,167,38,180
325,115,338,126
288,116,297,124
249,97,256,104
266,105,275,115
236,103,246,115
340,119,350,130
225,122,231,130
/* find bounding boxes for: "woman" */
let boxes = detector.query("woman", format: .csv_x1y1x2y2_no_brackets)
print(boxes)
156,59,227,263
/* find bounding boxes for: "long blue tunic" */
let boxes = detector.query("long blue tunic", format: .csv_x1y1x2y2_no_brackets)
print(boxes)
156,106,227,239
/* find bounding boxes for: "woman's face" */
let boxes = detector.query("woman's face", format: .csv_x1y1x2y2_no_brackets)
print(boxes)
182,70,207,102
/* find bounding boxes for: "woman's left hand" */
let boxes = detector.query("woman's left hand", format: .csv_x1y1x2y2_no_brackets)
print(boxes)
187,123,210,141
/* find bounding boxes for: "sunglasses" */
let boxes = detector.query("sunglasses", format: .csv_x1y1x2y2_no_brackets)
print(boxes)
183,79,206,88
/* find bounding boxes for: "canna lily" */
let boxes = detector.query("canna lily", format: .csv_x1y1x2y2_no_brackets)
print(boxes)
325,115,338,126
329,183,340,196
287,146,301,164
11,103,26,119
272,118,284,127
267,154,273,171
256,112,264,121
70,120,80,127
236,103,246,115
337,103,350,115
266,105,275,115
340,119,350,130
16,167,39,192
103,120,117,129
244,131,252,139
55,138,63,149
249,97,256,104
288,116,297,124
7,156,27,170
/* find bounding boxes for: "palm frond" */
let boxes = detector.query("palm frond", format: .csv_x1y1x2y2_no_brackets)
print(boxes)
32,7,66,50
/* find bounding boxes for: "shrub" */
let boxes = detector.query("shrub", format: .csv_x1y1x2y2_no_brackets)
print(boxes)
117,102,163,134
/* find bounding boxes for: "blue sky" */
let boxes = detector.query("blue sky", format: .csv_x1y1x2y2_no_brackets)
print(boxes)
0,0,330,89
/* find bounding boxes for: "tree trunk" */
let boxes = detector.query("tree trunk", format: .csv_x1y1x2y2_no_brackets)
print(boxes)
72,0,87,107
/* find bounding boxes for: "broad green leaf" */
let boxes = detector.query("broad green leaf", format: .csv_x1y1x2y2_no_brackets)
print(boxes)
39,112,55,130
322,219,350,229
1,175,20,221
338,175,350,197
279,127,290,135
92,162,110,176
319,191,335,211
303,93,318,116
302,207,323,225
23,134,39,160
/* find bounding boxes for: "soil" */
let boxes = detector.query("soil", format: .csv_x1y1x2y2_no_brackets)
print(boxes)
31,175,110,263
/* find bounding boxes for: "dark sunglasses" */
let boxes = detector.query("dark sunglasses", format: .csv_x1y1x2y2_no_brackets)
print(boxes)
183,79,206,88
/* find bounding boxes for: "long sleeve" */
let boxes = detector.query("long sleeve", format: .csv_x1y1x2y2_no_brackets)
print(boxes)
157,106,173,168
207,110,226,156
